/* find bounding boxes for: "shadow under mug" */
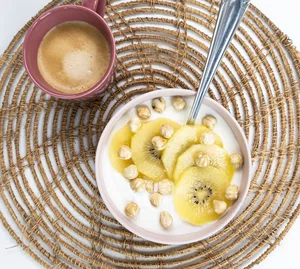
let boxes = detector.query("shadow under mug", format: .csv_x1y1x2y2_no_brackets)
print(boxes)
23,0,116,101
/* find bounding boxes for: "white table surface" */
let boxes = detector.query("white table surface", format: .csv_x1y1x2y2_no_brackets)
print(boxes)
0,0,299,268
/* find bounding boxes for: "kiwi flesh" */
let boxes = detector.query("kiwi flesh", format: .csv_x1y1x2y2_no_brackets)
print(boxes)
109,125,134,173
131,118,180,181
174,166,231,225
173,144,234,182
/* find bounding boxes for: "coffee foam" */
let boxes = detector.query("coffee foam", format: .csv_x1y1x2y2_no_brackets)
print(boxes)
37,21,110,94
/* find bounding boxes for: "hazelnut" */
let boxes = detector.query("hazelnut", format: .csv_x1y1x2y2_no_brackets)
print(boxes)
172,96,186,110
145,180,155,193
160,124,174,139
160,211,173,228
125,202,140,217
230,153,244,169
128,117,141,133
202,115,217,130
149,193,163,207
117,145,132,160
195,152,210,168
130,178,145,192
200,131,215,145
158,179,173,195
225,184,239,200
152,136,167,151
123,165,138,180
137,105,151,119
213,200,227,214
152,98,166,113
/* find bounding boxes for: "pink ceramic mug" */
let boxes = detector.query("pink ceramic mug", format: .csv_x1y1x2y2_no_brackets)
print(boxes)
23,0,116,101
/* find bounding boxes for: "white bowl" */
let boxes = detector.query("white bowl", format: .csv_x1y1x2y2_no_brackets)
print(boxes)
95,89,251,245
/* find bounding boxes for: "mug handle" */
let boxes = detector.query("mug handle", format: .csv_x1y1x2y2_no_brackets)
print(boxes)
83,0,106,17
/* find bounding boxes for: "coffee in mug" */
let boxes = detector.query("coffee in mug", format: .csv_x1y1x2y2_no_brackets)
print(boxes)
37,21,110,94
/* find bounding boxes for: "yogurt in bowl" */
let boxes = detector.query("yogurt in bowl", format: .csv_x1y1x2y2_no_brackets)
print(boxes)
95,88,251,245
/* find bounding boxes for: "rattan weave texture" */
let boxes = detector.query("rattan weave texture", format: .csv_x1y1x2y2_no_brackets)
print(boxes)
0,0,299,268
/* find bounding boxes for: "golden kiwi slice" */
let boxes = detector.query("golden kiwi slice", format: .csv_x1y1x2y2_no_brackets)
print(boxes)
109,125,134,173
162,124,223,180
173,144,234,182
131,118,180,181
174,166,231,225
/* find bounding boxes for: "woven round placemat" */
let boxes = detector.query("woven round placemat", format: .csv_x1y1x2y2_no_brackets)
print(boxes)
0,0,299,268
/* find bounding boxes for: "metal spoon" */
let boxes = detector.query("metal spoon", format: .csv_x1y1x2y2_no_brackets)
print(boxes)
187,0,251,124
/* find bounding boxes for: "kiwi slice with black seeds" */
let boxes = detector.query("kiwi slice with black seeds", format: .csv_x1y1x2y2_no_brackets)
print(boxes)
131,118,180,182
174,166,231,225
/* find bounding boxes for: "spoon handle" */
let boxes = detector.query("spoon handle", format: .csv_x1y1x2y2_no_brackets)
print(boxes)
187,0,250,125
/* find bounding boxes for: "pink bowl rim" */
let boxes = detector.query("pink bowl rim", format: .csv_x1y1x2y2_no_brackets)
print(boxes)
95,88,251,245
22,5,116,100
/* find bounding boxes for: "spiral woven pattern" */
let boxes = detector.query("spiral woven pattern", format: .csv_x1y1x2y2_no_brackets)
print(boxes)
0,0,299,268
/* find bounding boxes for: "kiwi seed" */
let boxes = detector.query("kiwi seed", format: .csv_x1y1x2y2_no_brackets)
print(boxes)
149,145,161,160
191,184,213,205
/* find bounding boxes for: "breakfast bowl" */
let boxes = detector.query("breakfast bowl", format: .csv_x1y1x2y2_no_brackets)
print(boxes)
95,88,251,245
